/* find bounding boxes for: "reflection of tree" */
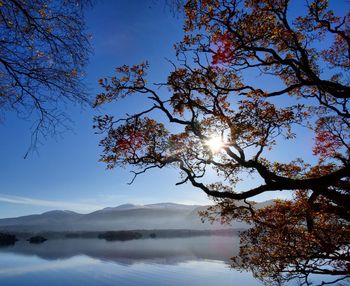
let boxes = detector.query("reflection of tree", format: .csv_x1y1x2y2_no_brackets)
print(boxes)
94,0,349,284
0,0,91,151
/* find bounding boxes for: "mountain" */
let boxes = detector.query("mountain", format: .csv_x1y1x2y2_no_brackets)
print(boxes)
0,210,83,229
0,202,267,232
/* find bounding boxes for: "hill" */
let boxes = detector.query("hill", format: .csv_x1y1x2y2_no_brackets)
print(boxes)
0,202,269,232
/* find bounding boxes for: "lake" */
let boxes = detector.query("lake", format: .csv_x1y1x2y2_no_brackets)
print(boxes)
0,235,262,286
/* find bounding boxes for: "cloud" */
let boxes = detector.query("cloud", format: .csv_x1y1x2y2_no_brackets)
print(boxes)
0,194,103,212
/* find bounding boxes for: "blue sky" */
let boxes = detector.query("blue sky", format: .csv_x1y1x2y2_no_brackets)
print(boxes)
0,0,215,218
0,0,348,218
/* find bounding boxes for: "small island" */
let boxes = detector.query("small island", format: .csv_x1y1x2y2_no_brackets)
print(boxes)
27,236,47,244
0,233,17,246
98,231,142,241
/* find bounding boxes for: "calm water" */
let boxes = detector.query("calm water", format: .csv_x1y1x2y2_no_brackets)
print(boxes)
0,236,262,286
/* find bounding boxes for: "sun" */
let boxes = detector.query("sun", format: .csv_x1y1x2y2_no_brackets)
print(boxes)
205,136,224,153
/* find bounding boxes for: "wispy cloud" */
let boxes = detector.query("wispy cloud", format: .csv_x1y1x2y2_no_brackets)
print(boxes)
0,194,103,212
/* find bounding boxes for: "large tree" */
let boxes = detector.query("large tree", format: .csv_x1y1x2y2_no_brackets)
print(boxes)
94,0,349,284
0,0,91,152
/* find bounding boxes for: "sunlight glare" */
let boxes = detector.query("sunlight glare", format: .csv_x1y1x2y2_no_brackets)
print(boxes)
206,136,224,153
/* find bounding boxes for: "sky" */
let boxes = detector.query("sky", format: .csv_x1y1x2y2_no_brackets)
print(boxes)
0,0,348,218
0,0,214,218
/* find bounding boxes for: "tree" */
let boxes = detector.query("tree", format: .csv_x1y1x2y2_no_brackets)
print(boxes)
94,0,349,284
0,0,91,152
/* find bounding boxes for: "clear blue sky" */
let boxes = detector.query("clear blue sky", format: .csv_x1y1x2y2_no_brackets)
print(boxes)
0,0,214,218
0,0,347,218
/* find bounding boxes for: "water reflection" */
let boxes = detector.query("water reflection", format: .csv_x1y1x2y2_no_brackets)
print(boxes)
0,236,239,265
0,236,261,286
0,255,98,277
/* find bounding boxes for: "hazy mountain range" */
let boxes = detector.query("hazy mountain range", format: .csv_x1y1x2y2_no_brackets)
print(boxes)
0,202,270,232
